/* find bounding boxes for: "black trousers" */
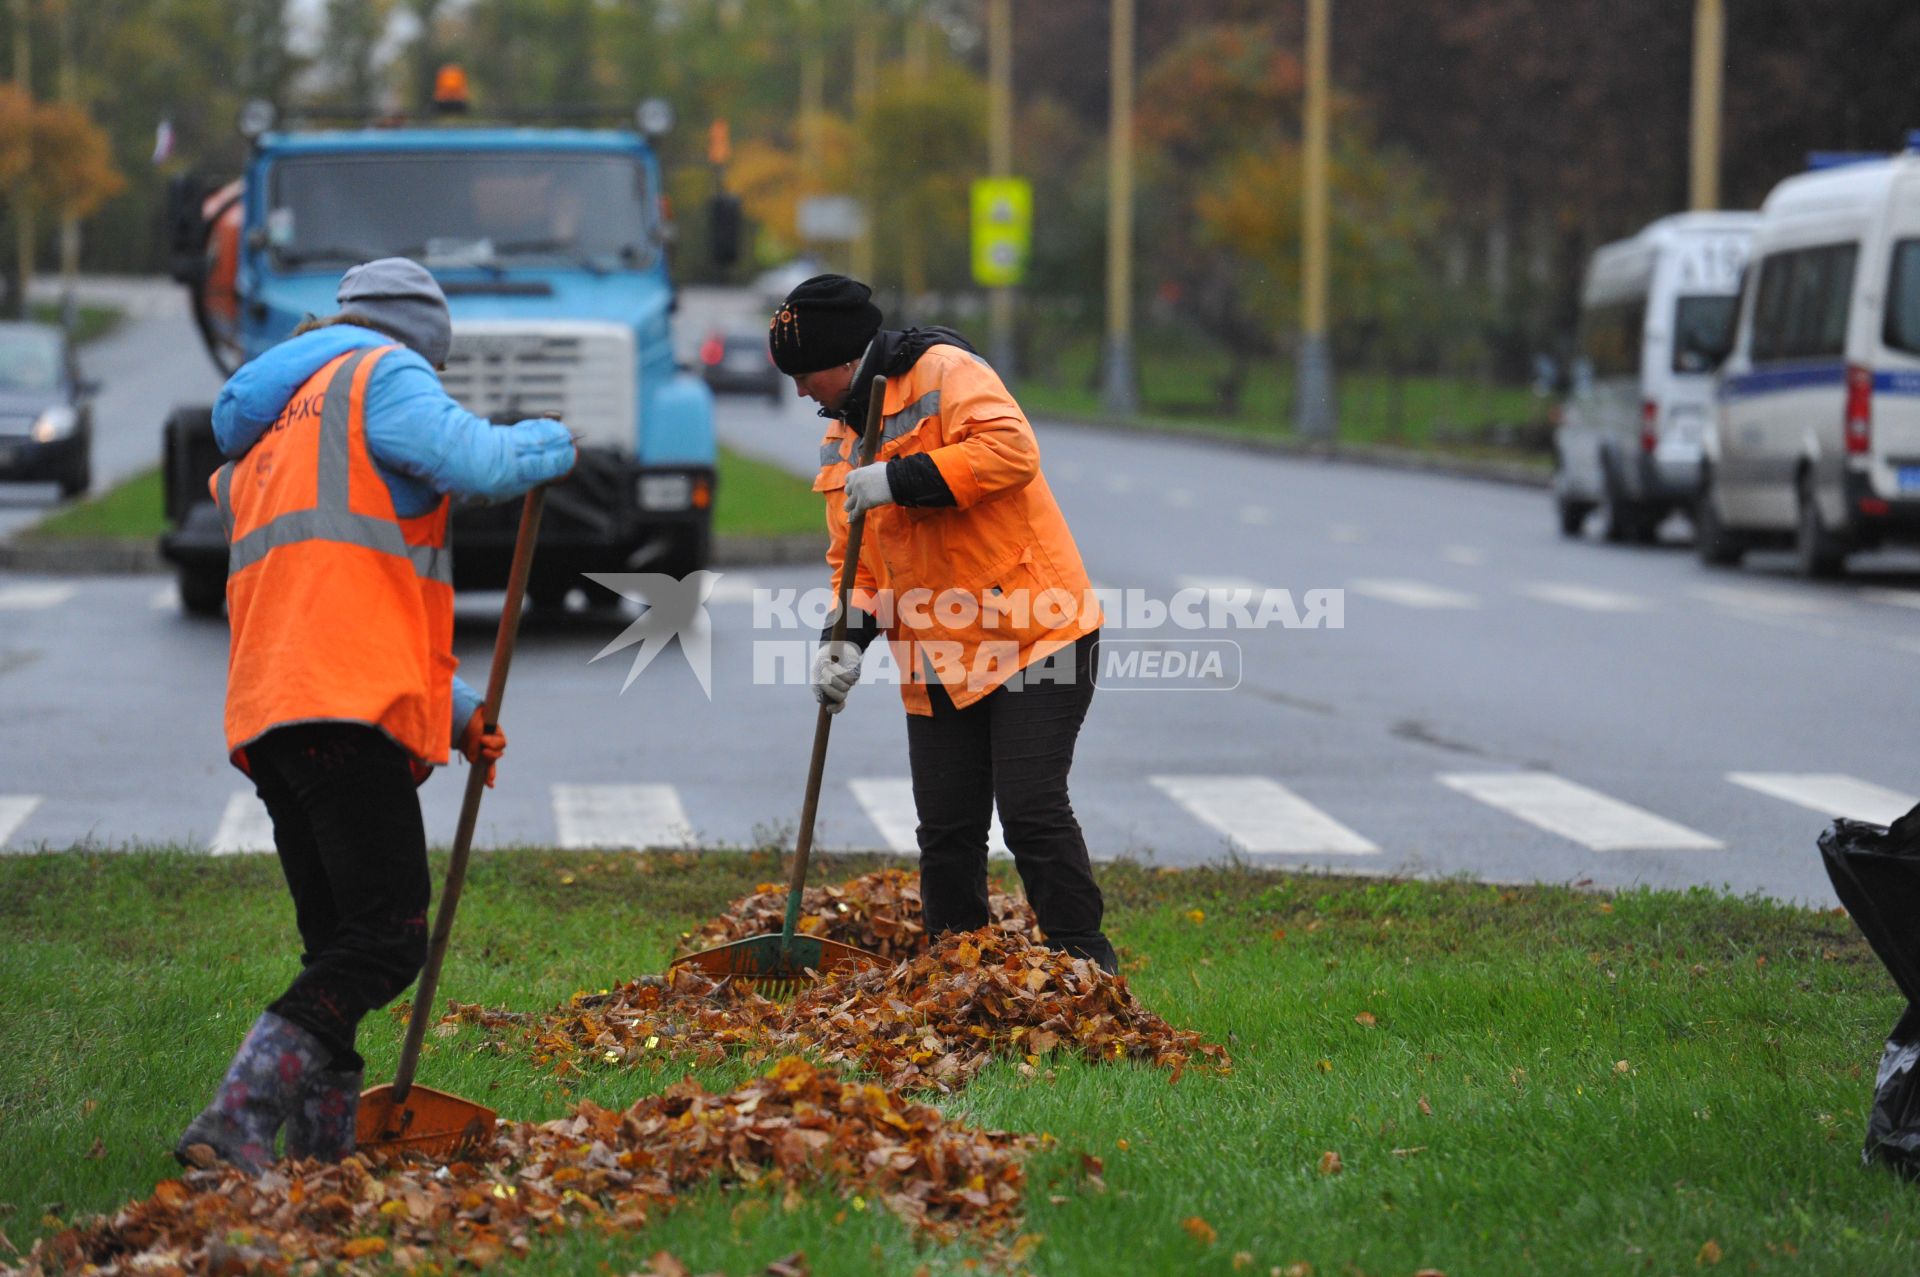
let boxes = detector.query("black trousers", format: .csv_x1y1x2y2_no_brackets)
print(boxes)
905,630,1115,970
248,723,431,1071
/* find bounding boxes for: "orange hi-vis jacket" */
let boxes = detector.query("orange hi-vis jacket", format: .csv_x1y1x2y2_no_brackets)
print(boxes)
815,344,1101,714
211,345,457,774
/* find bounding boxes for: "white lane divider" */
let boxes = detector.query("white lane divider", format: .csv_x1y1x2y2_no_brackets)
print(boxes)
149,586,178,610
1520,582,1654,613
1858,587,1920,611
1349,578,1478,610
1328,523,1365,544
1727,773,1917,826
553,784,695,850
210,793,276,856
0,796,42,848
849,777,1009,858
1238,505,1272,526
1439,772,1722,851
0,584,76,610
1104,473,1136,495
1441,545,1484,566
1165,487,1195,508
1149,775,1378,855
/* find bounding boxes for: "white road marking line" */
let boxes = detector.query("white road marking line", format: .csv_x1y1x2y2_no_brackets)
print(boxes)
1859,587,1920,611
1166,487,1195,508
1728,773,1918,826
1439,772,1722,851
850,777,1009,858
0,796,41,848
1328,523,1365,543
210,793,276,856
0,584,75,610
1520,582,1654,613
1349,578,1478,610
553,784,695,850
705,574,761,604
149,585,178,610
1149,775,1378,855
1238,505,1271,526
1057,462,1084,483
1442,545,1484,566
1691,584,1839,617
1104,473,1136,495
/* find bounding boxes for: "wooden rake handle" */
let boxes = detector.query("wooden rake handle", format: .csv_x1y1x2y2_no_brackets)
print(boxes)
782,375,888,945
390,484,549,1104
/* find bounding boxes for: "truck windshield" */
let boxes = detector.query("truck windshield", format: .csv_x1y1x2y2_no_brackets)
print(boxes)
267,152,655,271
1671,294,1737,373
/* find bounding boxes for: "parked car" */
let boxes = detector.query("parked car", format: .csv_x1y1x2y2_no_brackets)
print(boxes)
0,321,95,498
698,328,783,401
1553,212,1758,541
1698,138,1920,576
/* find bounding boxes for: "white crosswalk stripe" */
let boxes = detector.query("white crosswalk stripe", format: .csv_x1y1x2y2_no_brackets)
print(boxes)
1441,545,1484,566
210,793,276,856
1349,578,1477,610
1691,584,1839,617
1440,772,1722,851
553,784,695,849
0,584,76,610
1104,473,1136,495
1165,487,1195,508
1857,587,1920,611
1149,775,1378,855
149,586,178,610
0,796,41,848
1727,773,1917,826
849,777,1009,858
1520,582,1653,613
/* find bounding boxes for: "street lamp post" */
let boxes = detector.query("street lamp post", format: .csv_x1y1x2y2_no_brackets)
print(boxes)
1689,0,1724,212
1295,0,1335,440
1101,0,1137,416
986,0,1015,377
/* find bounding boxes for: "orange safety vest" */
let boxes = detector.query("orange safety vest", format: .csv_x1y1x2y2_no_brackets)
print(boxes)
211,345,456,774
815,344,1101,714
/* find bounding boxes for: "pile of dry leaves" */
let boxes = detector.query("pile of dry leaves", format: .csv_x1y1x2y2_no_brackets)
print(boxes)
788,929,1230,1092
676,869,1039,963
14,1058,1028,1277
458,924,1229,1094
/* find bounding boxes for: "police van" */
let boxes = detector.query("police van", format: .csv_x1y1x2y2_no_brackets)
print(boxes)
1697,138,1920,576
1553,212,1756,541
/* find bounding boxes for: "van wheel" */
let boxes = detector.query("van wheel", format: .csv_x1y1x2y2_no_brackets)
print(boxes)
177,567,226,618
1556,497,1594,538
1693,482,1744,568
1601,496,1649,544
1794,475,1847,579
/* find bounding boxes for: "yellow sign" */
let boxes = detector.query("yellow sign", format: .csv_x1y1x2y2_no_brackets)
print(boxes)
971,177,1032,287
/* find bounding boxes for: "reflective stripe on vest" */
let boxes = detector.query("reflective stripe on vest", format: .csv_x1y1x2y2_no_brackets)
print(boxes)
213,348,450,586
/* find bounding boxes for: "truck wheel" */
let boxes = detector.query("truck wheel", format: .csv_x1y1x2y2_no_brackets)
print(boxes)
1556,497,1593,538
177,567,226,618
1794,474,1846,579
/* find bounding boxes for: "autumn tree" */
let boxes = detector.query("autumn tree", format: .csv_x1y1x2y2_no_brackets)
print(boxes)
0,84,124,314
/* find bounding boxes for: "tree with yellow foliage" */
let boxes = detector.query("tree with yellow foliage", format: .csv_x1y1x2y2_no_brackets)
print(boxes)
0,83,124,316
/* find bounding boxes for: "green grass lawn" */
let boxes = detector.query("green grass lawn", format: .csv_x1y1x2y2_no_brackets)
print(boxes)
27,302,122,347
23,447,818,543
3,850,1916,1275
1020,328,1548,456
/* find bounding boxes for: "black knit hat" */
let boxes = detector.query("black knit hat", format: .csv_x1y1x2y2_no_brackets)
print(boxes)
768,274,883,375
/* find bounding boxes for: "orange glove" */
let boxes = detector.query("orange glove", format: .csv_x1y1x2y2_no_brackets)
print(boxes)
458,709,506,788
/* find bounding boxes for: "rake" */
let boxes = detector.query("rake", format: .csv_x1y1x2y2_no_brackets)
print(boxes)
669,374,892,996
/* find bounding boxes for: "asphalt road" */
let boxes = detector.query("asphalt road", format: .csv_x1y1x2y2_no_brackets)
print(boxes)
5,284,1919,909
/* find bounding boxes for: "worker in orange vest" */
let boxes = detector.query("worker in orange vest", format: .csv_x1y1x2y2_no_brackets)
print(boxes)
175,259,575,1172
772,274,1116,973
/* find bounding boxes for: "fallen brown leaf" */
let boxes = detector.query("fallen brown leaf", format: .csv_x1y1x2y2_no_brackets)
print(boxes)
1181,1216,1217,1245
1317,1151,1343,1176
1697,1238,1723,1267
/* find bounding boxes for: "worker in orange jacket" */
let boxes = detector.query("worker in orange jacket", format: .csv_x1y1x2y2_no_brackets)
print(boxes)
772,274,1116,972
175,259,575,1172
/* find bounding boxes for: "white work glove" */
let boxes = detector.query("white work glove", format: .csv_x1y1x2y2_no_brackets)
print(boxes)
842,464,895,517
811,640,863,713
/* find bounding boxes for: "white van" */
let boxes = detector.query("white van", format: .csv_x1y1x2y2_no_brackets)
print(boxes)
1698,144,1920,575
1554,213,1757,541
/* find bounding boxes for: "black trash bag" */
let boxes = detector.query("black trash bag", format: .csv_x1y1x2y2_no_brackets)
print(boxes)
1818,805,1920,1176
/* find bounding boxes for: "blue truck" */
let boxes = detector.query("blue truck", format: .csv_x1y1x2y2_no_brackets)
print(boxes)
158,88,733,616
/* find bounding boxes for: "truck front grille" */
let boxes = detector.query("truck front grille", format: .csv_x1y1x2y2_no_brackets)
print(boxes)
438,320,637,454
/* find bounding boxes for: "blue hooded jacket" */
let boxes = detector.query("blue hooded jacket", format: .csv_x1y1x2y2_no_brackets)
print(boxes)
213,324,575,736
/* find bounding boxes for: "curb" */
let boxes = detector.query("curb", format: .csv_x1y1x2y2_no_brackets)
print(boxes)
1034,410,1554,490
0,533,824,577
0,536,164,575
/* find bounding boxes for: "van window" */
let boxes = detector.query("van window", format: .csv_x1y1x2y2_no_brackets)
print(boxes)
1886,240,1920,356
1752,243,1857,363
1579,299,1644,378
1673,294,1737,372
